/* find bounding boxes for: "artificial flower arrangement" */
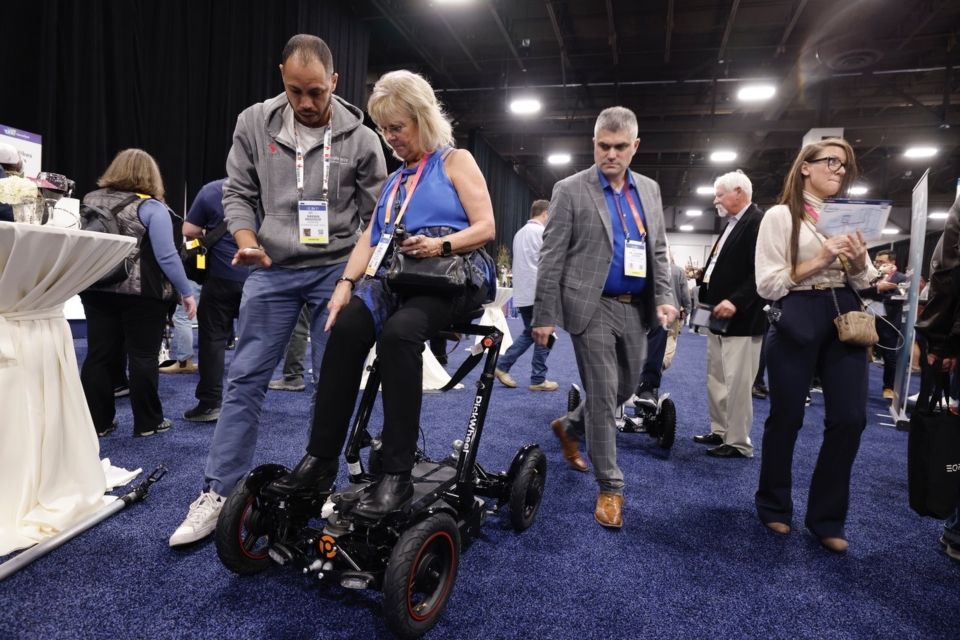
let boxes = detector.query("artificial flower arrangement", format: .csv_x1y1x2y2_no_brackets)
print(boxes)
0,175,39,204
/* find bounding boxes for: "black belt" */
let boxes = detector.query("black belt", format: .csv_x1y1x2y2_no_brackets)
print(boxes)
602,293,642,304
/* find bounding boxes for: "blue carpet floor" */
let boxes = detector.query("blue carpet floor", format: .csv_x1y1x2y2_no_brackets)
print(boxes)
1,320,958,639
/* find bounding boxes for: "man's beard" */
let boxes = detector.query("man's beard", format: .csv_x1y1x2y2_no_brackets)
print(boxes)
716,204,728,217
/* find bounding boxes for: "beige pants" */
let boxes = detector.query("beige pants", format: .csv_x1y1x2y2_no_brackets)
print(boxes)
706,331,763,456
662,317,683,370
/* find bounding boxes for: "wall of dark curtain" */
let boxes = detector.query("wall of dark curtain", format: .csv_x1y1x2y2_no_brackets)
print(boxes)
0,0,369,215
468,130,536,260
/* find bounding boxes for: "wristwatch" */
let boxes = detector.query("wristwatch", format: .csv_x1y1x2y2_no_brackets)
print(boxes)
441,240,453,257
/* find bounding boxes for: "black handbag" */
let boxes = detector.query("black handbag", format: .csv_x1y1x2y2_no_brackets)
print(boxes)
179,220,229,285
384,251,471,296
907,367,960,519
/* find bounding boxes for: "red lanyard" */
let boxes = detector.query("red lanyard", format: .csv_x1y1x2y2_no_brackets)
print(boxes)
612,187,646,241
383,154,431,229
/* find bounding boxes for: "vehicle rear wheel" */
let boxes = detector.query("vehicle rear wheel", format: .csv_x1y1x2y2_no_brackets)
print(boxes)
508,447,547,532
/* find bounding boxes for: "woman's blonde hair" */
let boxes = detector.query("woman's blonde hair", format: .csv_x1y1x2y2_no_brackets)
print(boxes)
778,137,858,271
97,148,165,201
368,70,454,160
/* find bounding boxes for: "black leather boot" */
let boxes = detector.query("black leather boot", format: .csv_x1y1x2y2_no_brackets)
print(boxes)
265,454,338,497
351,472,414,520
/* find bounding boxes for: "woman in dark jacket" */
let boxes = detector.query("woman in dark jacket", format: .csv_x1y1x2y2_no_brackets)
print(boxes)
79,149,196,437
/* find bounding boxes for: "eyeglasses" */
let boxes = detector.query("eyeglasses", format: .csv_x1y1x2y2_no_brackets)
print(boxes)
806,156,848,172
377,122,409,137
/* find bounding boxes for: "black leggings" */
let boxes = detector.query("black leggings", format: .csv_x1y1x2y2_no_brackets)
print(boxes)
307,285,487,473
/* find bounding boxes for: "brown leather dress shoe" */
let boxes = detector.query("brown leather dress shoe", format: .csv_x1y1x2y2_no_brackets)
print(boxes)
551,419,587,472
594,493,624,528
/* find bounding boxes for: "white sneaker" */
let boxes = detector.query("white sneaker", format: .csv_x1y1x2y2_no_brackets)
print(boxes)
169,491,224,547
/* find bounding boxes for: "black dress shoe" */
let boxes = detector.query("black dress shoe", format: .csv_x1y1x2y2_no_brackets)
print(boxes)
351,472,414,520
266,454,338,496
693,433,723,445
706,444,747,458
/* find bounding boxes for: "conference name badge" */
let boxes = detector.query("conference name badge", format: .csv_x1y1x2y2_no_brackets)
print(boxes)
366,234,392,277
624,239,647,278
298,200,329,244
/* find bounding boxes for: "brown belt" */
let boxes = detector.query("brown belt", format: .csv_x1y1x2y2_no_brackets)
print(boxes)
602,293,641,303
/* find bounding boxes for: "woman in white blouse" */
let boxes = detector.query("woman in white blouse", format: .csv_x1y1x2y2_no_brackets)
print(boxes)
754,138,878,554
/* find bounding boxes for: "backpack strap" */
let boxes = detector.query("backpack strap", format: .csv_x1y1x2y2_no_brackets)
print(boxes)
200,220,230,249
109,194,141,215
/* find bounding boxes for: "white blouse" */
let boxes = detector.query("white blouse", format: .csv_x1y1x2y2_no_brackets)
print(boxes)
756,192,878,301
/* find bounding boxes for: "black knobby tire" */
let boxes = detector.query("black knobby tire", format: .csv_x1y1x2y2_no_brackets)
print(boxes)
658,398,677,450
567,385,581,412
509,447,547,532
382,513,461,639
216,480,274,575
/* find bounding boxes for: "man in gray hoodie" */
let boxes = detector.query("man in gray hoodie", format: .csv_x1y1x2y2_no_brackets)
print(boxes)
170,34,386,546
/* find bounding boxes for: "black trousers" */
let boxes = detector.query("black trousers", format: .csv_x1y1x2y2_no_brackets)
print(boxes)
307,285,486,474
195,276,245,408
80,291,169,434
755,289,868,540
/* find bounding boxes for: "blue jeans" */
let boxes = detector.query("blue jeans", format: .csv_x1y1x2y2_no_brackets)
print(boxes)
945,505,960,545
173,280,202,361
203,263,343,496
497,305,549,385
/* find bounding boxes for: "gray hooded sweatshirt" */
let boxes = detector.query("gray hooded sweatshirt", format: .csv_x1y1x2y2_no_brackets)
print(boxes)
223,93,386,268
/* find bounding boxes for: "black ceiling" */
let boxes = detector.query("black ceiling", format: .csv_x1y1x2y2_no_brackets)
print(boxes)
341,0,960,236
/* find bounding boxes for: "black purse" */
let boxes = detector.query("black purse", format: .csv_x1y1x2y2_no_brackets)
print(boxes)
383,225,470,296
385,252,470,296
907,366,960,519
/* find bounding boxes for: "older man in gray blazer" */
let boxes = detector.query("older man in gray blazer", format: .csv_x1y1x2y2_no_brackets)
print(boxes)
532,107,677,529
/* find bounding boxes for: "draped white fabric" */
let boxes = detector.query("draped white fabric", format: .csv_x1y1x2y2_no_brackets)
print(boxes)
0,222,136,555
476,287,514,352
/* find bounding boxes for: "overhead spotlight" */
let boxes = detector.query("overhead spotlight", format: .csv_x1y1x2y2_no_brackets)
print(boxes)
547,153,571,165
737,85,776,102
686,209,703,217
929,211,949,219
849,186,868,196
435,0,472,4
881,227,900,235
904,147,937,158
696,186,715,195
710,151,737,163
510,98,541,114
679,224,695,231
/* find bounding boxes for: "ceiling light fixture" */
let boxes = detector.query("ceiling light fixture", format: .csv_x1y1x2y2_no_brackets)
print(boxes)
679,225,695,231
510,98,541,114
737,85,776,101
929,211,949,219
547,153,571,165
696,186,715,195
881,227,900,235
904,147,937,158
686,209,703,217
849,186,868,196
710,151,737,163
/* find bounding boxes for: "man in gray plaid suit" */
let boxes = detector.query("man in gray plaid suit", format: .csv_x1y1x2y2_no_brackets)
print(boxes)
532,106,677,529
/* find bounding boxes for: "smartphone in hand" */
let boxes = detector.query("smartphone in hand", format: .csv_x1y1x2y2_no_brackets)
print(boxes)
546,332,557,349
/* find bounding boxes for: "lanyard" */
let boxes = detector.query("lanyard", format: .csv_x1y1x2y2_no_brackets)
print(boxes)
383,154,431,229
803,203,820,222
612,186,646,241
293,123,332,201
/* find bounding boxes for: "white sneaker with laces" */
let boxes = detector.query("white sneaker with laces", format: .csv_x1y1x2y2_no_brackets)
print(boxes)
169,491,224,547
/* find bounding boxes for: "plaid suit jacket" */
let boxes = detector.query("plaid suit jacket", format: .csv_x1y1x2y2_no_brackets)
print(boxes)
533,165,675,335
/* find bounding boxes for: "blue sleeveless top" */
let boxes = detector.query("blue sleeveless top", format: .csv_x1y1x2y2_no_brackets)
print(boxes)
369,147,469,245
